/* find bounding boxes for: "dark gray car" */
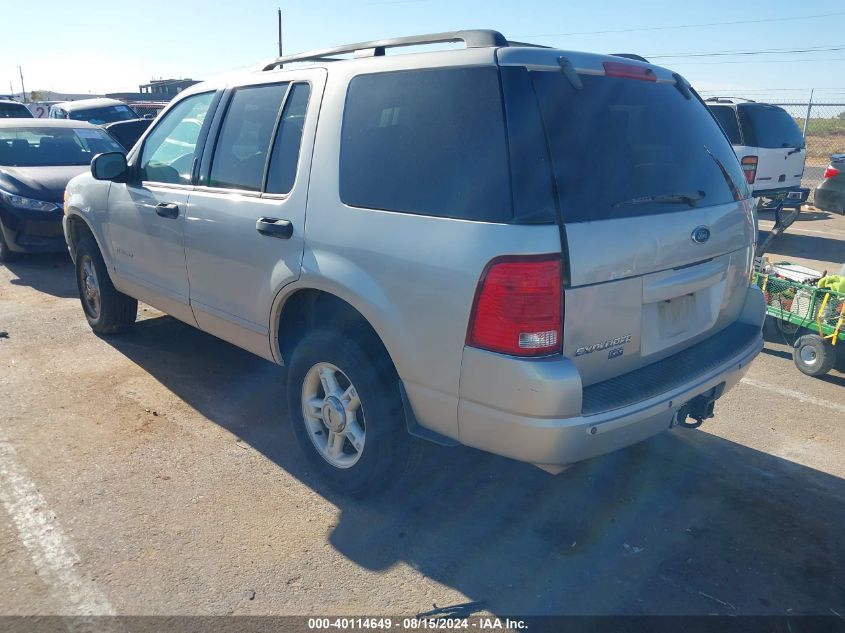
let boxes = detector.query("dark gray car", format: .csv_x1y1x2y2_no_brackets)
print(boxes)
814,154,845,215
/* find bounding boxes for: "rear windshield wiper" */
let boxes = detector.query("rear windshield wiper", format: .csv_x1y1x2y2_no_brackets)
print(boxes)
613,191,706,208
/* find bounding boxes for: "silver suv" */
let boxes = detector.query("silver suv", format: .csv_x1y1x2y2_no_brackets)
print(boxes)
63,31,765,494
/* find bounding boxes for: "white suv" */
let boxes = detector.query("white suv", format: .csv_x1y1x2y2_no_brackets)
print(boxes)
707,98,809,208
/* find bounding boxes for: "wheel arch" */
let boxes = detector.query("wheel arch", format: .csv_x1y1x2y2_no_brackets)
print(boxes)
64,211,111,269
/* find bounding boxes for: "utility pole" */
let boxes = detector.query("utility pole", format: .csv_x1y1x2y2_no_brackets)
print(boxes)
18,66,25,103
277,9,283,57
802,88,814,140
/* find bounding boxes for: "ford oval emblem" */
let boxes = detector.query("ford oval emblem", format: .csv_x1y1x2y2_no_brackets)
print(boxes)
692,226,711,244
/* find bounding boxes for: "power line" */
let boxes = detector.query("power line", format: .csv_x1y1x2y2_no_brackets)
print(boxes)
515,10,845,37
665,56,845,66
649,44,845,59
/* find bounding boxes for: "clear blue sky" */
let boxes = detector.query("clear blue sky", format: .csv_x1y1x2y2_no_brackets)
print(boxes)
3,0,844,100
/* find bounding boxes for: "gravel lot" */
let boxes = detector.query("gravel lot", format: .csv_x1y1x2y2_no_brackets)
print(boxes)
1,209,844,618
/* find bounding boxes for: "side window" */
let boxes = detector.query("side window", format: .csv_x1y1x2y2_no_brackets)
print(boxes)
208,83,288,191
339,67,511,222
140,92,214,184
266,83,311,195
709,105,742,145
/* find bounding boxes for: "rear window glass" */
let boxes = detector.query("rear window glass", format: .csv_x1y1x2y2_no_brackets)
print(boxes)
738,104,805,149
340,67,511,222
708,105,742,145
528,72,749,222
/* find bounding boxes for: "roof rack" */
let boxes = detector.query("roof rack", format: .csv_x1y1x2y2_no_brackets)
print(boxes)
610,53,649,63
262,29,509,70
704,96,757,104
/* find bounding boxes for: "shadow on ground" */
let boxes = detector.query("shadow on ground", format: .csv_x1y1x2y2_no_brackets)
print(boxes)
100,315,845,616
2,253,75,299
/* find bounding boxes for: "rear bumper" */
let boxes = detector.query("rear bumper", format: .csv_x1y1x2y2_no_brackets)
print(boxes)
455,287,765,471
814,181,845,215
754,185,810,207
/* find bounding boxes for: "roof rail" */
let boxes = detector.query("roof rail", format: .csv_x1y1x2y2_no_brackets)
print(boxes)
704,96,757,104
262,29,509,70
610,53,649,63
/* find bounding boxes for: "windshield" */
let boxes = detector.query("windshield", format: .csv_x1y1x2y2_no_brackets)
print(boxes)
0,126,125,166
0,103,33,119
528,72,750,222
738,104,805,149
68,104,137,124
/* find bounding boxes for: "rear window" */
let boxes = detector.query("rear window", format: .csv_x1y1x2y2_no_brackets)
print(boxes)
738,104,804,149
527,72,749,222
708,105,742,145
340,67,511,222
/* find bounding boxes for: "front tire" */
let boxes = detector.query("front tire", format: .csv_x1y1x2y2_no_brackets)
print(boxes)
75,236,137,334
287,328,416,497
792,334,836,377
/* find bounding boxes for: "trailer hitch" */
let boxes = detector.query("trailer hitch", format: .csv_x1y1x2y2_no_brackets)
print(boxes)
674,383,726,429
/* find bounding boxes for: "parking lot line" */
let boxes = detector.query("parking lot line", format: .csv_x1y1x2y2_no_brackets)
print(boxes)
0,437,115,616
741,377,845,414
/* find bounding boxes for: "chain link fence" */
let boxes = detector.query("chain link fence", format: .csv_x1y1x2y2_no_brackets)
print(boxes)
699,92,845,203
122,100,168,119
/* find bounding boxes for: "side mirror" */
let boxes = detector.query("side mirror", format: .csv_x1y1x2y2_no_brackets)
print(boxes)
91,152,128,181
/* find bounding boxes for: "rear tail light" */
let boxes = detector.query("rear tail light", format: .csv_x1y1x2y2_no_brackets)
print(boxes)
741,156,758,184
824,165,840,179
602,61,657,82
467,255,562,357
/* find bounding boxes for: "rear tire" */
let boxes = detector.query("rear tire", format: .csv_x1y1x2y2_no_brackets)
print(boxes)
792,334,836,377
286,327,417,497
74,236,137,334
0,222,20,263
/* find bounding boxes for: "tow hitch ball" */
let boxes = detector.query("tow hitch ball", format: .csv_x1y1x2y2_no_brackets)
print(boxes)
673,384,725,429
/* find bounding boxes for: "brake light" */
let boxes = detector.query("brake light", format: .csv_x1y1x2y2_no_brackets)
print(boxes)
824,165,840,179
741,156,758,184
602,61,657,82
467,255,562,357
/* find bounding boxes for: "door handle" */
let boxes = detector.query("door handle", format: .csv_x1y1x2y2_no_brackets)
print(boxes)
256,217,293,239
155,202,180,219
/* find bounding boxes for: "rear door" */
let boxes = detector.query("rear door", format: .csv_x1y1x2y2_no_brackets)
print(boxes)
500,54,755,386
184,72,323,360
738,104,806,192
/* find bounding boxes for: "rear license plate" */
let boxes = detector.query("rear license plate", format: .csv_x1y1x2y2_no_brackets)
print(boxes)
658,295,695,337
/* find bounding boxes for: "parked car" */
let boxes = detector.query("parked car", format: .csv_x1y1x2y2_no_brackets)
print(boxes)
814,154,845,215
0,99,34,119
64,30,765,494
48,98,138,125
103,118,153,151
0,119,124,261
706,98,809,208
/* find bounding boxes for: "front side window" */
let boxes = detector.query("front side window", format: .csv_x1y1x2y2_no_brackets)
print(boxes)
209,83,289,191
0,103,33,119
340,67,511,222
140,92,214,184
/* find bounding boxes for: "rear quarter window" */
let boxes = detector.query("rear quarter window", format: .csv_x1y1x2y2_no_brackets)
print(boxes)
708,105,742,145
339,67,512,222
